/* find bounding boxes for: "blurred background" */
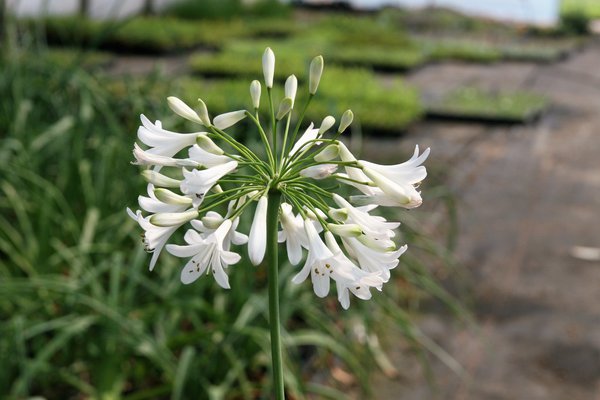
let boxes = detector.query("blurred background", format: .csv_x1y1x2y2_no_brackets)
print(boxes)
1,0,599,399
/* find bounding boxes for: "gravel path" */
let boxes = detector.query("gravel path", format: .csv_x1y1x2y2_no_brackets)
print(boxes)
359,40,600,400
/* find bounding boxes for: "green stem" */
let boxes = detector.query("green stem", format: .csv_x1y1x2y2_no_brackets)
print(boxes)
266,189,284,399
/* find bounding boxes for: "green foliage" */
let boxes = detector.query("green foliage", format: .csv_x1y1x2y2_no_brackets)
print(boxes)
427,87,548,121
559,10,591,36
165,0,291,20
561,0,600,19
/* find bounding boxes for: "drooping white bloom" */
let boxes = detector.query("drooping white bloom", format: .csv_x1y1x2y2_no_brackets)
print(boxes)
167,96,204,125
342,236,407,282
324,233,384,309
250,80,261,109
263,47,275,88
166,219,241,288
213,110,247,130
188,144,231,168
133,143,199,168
180,161,238,207
292,220,334,297
332,194,399,240
137,115,199,158
309,55,324,95
278,203,308,265
285,75,298,107
127,208,179,271
190,212,248,251
355,146,430,208
248,196,268,266
300,164,337,180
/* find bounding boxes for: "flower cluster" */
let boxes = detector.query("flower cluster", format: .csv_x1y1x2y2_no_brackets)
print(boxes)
128,48,429,309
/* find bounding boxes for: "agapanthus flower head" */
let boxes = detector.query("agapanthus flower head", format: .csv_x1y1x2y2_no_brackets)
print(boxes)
128,48,430,309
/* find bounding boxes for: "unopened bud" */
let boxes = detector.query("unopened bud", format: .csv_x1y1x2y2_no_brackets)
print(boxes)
314,144,339,162
213,110,246,130
196,134,223,155
309,55,324,95
141,170,181,188
338,110,353,133
197,99,211,127
250,80,261,109
285,75,298,107
262,47,275,88
167,96,203,125
318,116,335,135
276,97,293,120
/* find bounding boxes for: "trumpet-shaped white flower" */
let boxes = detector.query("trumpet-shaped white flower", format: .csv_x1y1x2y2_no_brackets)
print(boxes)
166,219,241,288
331,194,398,240
127,208,180,271
342,236,407,282
278,203,308,265
180,161,238,207
188,144,231,168
324,233,384,309
248,196,268,265
138,115,200,158
133,143,199,168
292,220,335,297
190,212,248,251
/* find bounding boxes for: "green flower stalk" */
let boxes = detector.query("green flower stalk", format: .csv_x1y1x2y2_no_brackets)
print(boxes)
128,47,430,399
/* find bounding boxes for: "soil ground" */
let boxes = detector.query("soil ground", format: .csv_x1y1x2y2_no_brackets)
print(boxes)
357,39,600,400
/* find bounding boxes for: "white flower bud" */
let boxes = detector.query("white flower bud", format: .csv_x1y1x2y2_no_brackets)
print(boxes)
357,234,396,252
314,144,339,162
285,75,298,107
154,188,193,206
150,209,198,227
338,110,354,133
328,223,362,237
305,206,328,221
141,170,181,188
309,55,324,95
299,164,337,180
213,110,246,130
318,116,335,135
197,99,211,127
196,134,223,155
167,96,203,125
328,208,348,221
250,80,261,109
262,47,275,88
276,97,293,120
201,213,224,229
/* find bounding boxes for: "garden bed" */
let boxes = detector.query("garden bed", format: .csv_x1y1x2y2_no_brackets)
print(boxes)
425,87,549,124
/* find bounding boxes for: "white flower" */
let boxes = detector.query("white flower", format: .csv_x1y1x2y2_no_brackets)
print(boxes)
166,219,241,288
324,232,384,309
355,145,430,208
133,143,198,168
331,194,399,241
188,144,231,168
190,212,248,251
213,110,246,130
342,237,407,282
180,161,238,207
278,203,308,265
137,115,199,158
248,196,268,265
263,47,275,88
300,164,337,180
276,97,293,120
150,209,198,227
285,75,298,107
314,144,339,162
127,208,179,271
292,220,334,297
